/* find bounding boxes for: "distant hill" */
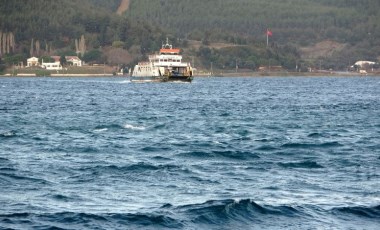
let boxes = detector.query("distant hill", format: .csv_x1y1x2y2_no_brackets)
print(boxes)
0,0,166,68
124,0,380,68
1,0,379,73
125,0,379,45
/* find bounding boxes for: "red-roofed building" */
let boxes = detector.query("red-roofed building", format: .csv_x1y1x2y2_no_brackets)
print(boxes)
66,56,83,66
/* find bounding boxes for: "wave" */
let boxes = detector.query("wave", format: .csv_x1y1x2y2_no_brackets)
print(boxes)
255,145,278,151
0,130,16,138
278,160,324,169
118,80,131,84
3,200,299,228
50,194,78,202
176,199,300,225
178,150,259,161
93,122,146,132
47,145,100,154
124,123,146,131
93,128,108,133
0,172,50,185
332,205,380,218
94,124,124,131
0,157,11,163
2,203,379,229
81,163,192,175
175,200,380,228
140,146,173,152
0,212,182,229
281,141,343,149
80,163,158,173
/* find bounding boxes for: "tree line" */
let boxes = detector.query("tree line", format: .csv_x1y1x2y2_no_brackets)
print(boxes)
125,0,380,69
1,0,379,73
0,0,169,70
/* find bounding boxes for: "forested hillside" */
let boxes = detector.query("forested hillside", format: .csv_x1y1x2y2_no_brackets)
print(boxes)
87,0,121,12
0,0,166,71
0,0,379,73
126,0,379,45
125,0,380,70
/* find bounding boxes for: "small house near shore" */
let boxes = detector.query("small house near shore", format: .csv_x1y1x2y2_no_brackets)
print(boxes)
66,56,83,66
350,60,378,72
41,56,62,70
27,57,39,67
258,66,285,72
28,55,83,70
352,61,377,68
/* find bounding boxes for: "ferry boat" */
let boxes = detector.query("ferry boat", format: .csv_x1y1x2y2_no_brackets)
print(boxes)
131,39,193,82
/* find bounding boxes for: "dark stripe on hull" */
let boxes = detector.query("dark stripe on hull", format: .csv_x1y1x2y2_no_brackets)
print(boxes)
131,76,192,83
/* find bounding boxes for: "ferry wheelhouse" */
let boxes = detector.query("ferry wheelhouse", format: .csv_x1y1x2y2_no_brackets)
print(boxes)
131,39,193,82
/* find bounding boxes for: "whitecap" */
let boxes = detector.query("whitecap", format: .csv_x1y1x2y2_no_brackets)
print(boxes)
118,80,131,84
93,128,108,133
124,124,146,131
171,81,191,84
1,131,15,137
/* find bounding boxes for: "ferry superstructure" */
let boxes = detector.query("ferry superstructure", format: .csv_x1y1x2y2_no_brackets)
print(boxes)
131,39,193,82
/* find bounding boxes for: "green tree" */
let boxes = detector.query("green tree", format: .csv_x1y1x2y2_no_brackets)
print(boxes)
82,49,103,63
60,55,67,66
39,56,54,63
3,54,26,66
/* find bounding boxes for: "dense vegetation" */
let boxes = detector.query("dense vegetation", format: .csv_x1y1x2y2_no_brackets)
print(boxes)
192,44,300,72
0,0,379,73
126,0,380,70
126,0,379,45
0,0,166,70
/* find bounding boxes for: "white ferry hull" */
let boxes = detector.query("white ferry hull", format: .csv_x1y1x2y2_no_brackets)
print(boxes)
131,64,193,82
130,39,193,83
130,76,165,83
130,75,192,83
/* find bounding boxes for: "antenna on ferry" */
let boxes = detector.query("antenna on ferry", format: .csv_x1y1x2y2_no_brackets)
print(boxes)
163,37,172,49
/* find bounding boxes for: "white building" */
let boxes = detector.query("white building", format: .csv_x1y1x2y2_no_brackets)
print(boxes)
353,61,376,68
66,56,83,66
41,56,62,70
27,57,39,67
29,55,83,70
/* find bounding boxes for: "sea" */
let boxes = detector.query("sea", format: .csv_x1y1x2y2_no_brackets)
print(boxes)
0,76,379,230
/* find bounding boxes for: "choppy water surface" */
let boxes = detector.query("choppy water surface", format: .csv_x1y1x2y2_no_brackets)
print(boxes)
0,76,379,229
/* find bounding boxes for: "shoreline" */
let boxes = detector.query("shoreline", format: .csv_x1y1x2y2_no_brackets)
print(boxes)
1,72,379,78
196,71,380,77
0,73,122,77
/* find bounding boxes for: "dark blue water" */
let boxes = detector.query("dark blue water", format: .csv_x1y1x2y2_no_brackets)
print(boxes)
0,76,379,229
